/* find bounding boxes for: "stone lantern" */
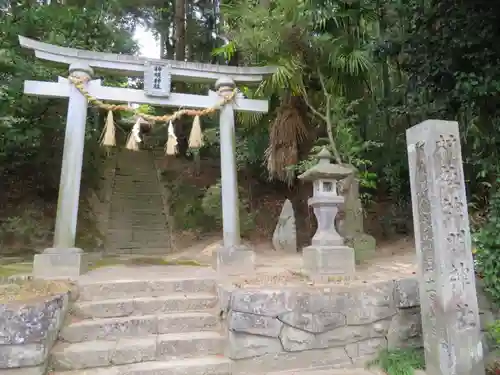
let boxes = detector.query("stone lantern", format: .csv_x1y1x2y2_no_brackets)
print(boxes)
298,148,356,280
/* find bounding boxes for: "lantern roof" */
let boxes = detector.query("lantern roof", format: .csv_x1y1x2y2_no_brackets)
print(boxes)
298,148,353,181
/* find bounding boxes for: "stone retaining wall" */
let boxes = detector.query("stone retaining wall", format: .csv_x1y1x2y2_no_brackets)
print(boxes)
0,292,70,375
219,277,497,374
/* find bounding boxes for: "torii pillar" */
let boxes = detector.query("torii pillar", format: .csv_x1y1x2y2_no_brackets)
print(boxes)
33,63,93,279
214,77,255,275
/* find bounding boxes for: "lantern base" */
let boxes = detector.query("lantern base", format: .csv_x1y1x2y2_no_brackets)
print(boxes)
302,245,355,282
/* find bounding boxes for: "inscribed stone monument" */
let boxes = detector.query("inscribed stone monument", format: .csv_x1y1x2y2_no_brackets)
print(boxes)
406,120,484,375
272,199,297,253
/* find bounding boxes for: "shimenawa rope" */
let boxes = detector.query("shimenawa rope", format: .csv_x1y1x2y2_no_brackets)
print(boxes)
68,76,236,155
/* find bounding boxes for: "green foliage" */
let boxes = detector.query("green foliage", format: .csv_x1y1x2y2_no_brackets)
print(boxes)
473,184,500,305
289,97,380,206
488,320,500,350
0,2,137,251
164,172,215,232
0,207,52,253
201,181,255,236
368,348,425,375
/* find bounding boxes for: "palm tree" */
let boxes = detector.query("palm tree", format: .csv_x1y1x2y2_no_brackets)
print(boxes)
218,0,378,183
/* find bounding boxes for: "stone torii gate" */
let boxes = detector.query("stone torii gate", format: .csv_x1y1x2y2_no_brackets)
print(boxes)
18,36,275,279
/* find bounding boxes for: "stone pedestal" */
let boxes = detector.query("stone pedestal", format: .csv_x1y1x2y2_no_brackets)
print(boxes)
213,244,255,275
303,245,355,281
33,248,88,280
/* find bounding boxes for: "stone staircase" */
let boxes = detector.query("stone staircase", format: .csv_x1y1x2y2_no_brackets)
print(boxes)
50,267,230,374
106,149,171,253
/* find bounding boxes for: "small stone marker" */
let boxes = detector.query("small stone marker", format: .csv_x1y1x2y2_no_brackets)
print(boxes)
272,199,297,253
406,120,484,375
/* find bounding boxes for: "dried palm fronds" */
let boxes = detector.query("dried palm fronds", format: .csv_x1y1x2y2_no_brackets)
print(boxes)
265,96,308,185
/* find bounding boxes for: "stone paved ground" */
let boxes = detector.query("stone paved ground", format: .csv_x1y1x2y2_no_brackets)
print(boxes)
160,237,417,288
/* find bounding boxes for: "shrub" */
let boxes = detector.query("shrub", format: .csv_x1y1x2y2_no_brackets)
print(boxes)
474,184,500,305
201,181,255,236
368,348,425,375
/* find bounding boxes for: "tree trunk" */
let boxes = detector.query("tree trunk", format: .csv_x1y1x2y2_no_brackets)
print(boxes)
174,0,186,61
173,0,189,155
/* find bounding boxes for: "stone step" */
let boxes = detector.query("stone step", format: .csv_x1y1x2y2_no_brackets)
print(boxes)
266,370,425,375
73,293,217,318
112,179,159,184
106,226,167,233
109,208,166,214
103,247,170,255
107,220,167,227
110,191,163,196
105,238,170,246
52,356,232,375
106,228,168,236
78,278,215,301
266,369,386,375
61,312,219,343
51,332,226,371
106,233,169,241
104,242,170,250
107,245,170,252
109,200,164,207
109,200,162,205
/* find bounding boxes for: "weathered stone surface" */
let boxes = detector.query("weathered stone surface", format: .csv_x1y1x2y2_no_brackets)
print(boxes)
272,199,297,253
228,311,283,337
0,363,47,375
78,278,216,301
226,332,283,359
387,308,422,349
33,248,88,280
407,120,484,375
155,331,224,360
393,277,419,308
303,246,356,278
231,346,351,374
0,292,69,345
340,176,363,241
0,292,69,370
231,289,295,317
352,234,376,263
279,320,390,352
61,312,218,343
279,325,316,352
345,337,388,359
52,332,225,370
73,294,217,319
217,283,234,313
316,320,390,348
346,281,396,325
0,343,48,368
278,310,346,334
220,267,497,374
112,336,156,365
51,340,114,370
214,244,255,274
